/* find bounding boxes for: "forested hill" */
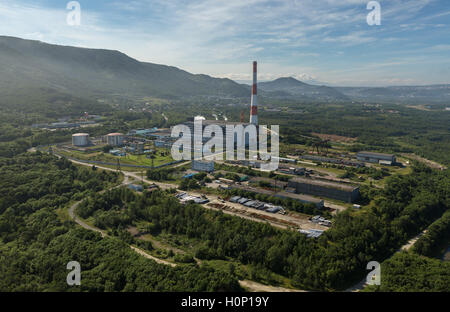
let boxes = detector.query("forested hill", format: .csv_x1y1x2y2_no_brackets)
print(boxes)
259,77,350,101
0,36,248,103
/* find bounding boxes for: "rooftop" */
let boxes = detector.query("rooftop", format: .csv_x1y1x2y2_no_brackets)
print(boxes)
185,120,251,127
289,177,359,192
276,191,324,204
357,151,395,158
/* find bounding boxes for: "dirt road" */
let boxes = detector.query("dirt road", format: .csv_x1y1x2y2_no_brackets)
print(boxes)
345,227,431,292
239,280,305,293
130,246,177,267
67,173,178,267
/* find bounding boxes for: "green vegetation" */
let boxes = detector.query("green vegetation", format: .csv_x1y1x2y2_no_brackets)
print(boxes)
259,102,450,166
413,210,450,258
73,163,449,291
0,153,240,292
365,252,450,292
221,187,325,217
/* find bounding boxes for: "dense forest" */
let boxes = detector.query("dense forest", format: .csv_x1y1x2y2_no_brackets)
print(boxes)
365,252,450,292
77,163,450,291
257,102,450,167
413,210,450,258
0,153,240,291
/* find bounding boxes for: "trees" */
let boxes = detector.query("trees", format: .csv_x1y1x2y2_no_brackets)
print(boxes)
413,210,450,257
0,153,240,292
179,178,200,191
365,252,450,292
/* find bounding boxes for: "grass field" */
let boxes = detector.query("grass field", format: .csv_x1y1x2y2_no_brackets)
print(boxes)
55,147,174,168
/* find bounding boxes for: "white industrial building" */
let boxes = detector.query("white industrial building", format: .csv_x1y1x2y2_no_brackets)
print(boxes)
72,133,89,147
356,151,396,165
106,133,124,146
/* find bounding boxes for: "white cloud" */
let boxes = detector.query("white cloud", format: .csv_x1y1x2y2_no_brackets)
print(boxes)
0,0,448,86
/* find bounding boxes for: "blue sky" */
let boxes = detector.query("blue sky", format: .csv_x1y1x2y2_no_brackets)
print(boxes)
1,0,449,86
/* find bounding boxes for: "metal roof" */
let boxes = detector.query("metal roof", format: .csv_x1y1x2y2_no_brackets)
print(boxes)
289,177,359,192
357,151,395,158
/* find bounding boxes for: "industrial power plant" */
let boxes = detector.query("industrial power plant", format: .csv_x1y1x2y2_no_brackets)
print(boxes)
61,61,404,226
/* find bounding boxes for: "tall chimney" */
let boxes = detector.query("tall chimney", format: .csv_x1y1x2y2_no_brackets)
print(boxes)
250,61,258,125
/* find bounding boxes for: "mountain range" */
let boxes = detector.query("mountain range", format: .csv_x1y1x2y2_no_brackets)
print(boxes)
0,35,448,113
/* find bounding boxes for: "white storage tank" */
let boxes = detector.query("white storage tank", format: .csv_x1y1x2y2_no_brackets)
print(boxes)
106,133,124,146
72,133,89,147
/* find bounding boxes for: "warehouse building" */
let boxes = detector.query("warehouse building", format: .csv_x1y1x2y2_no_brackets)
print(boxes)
356,151,396,165
181,120,254,149
72,133,89,147
230,184,324,208
287,177,360,203
192,160,215,173
275,191,324,209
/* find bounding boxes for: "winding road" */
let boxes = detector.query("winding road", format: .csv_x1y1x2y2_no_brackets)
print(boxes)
67,172,177,267
344,227,431,292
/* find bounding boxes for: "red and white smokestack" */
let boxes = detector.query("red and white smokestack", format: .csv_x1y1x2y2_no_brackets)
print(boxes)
250,61,258,125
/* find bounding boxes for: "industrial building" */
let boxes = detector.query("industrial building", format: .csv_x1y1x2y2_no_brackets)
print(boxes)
287,177,360,203
72,133,89,147
192,160,215,173
181,119,253,149
176,193,209,204
228,196,285,214
277,165,306,175
128,142,145,154
300,155,365,167
106,133,124,146
128,128,158,136
275,191,324,209
299,229,324,239
155,140,174,148
229,184,324,208
179,61,260,153
356,151,396,165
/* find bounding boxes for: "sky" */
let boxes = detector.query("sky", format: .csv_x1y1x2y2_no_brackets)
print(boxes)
0,0,449,86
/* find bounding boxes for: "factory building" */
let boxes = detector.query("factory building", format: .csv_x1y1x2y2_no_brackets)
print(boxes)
179,61,260,153
356,151,396,165
192,160,215,173
72,133,89,147
287,177,360,203
229,184,324,208
275,191,324,208
106,133,124,146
